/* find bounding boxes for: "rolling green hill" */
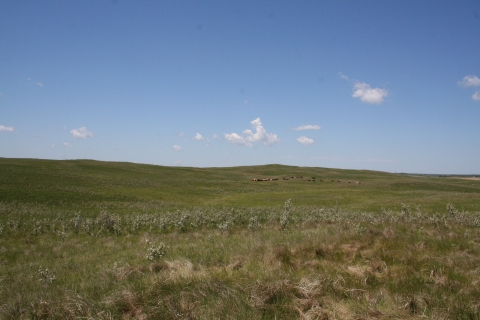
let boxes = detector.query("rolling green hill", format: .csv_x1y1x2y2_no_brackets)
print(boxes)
2,158,480,319
1,158,479,213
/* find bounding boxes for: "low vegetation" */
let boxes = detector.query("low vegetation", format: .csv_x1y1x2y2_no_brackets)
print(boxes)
0,159,479,319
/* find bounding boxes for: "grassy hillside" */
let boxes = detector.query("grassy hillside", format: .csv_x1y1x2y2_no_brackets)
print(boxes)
1,158,480,319
1,158,479,213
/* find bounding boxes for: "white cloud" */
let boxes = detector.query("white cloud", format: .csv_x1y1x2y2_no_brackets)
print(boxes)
244,118,280,146
297,136,314,145
173,145,182,152
0,125,14,132
459,76,480,101
352,81,388,104
193,133,204,141
37,82,43,87
51,144,56,148
458,75,480,87
292,124,321,131
224,132,248,146
225,118,281,147
212,134,219,139
473,91,480,101
70,127,94,139
63,142,72,147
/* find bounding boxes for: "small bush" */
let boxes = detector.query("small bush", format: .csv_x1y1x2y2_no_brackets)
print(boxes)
145,240,166,261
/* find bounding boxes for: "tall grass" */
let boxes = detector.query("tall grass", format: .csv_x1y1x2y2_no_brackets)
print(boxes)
1,203,479,319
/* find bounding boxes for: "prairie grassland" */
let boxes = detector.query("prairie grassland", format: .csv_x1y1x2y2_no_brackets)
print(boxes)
1,158,480,213
1,203,480,319
1,159,480,319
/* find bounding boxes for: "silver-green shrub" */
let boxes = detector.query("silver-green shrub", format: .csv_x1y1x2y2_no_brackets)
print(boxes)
280,199,291,230
145,240,166,261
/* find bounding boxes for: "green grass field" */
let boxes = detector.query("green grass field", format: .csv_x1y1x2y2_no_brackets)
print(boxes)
1,158,479,213
1,158,479,319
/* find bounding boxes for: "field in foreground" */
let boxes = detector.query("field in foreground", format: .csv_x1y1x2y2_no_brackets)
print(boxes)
1,158,479,319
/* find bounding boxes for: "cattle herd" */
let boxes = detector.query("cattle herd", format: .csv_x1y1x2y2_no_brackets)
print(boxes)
251,176,360,184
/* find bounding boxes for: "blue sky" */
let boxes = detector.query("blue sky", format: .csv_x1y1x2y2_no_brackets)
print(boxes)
1,1,479,173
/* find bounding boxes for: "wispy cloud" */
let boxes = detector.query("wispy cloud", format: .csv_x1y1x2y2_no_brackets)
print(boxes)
177,132,186,140
27,78,43,87
0,125,14,132
212,134,220,139
225,118,280,147
63,142,72,147
352,81,388,104
292,124,321,131
71,127,94,139
173,145,182,152
473,91,480,101
458,75,480,87
297,136,314,145
338,72,349,80
193,133,204,141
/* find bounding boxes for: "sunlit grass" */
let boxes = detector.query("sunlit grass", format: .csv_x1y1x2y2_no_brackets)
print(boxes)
1,203,480,319
1,158,480,318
